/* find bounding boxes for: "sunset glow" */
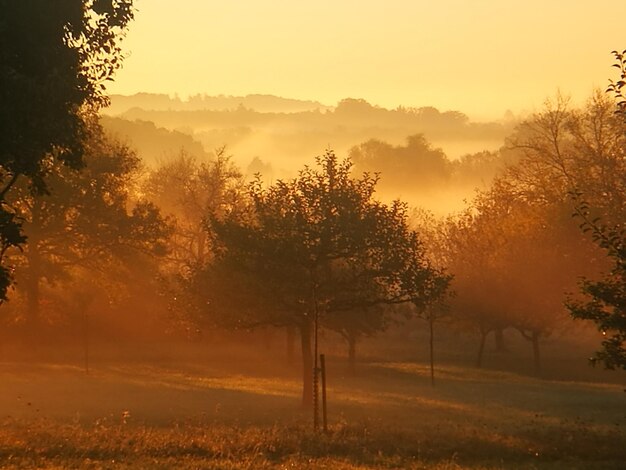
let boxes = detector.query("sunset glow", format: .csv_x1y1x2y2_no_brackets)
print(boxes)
109,0,626,119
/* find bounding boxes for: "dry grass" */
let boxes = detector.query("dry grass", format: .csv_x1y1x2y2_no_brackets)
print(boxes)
0,344,624,469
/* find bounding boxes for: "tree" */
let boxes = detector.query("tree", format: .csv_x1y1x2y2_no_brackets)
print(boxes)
399,229,451,384
444,84,625,375
444,195,516,368
567,201,626,369
443,180,594,375
8,124,172,329
349,134,451,193
450,150,509,189
143,149,244,272
0,0,134,299
504,91,625,222
142,150,244,334
567,50,626,370
199,151,444,405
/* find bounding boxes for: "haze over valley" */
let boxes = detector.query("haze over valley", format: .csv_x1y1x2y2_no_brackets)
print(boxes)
2,2,626,469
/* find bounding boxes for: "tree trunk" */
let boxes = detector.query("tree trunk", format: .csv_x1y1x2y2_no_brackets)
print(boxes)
24,199,42,332
197,229,207,265
83,309,89,375
428,313,435,387
262,328,272,351
532,330,542,377
299,320,313,407
286,325,295,365
24,244,42,331
495,328,507,353
476,329,487,368
347,332,357,375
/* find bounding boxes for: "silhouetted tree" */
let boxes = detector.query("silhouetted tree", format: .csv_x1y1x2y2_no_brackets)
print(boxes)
567,50,626,370
349,135,451,192
0,0,134,299
450,150,510,189
568,199,626,370
201,151,444,404
9,125,171,328
504,91,625,222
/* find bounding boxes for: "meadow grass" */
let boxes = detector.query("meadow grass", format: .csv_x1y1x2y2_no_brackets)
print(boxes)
0,343,624,469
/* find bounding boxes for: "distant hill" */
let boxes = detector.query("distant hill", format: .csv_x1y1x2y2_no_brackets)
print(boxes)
99,96,520,214
109,98,512,168
99,95,519,206
104,93,332,115
101,116,210,166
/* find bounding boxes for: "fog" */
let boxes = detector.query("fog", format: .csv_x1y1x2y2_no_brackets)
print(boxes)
3,2,626,467
100,93,512,215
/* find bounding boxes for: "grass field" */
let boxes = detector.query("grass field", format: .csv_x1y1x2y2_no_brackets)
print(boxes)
0,340,625,469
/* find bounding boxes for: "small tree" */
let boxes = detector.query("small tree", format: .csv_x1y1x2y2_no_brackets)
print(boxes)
400,231,451,385
444,208,509,367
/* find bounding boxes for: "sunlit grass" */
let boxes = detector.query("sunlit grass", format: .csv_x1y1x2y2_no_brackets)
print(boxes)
0,356,624,468
0,416,622,469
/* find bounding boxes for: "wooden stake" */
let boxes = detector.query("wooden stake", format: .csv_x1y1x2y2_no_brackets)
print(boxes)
320,353,327,433
83,311,89,375
313,365,319,431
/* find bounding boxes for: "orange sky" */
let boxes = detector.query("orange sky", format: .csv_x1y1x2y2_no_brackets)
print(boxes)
108,0,626,120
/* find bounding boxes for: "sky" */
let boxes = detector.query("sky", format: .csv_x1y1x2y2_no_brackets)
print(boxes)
107,0,626,120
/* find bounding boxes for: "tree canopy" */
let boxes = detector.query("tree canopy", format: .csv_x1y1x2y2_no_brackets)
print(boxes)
567,50,626,370
192,151,448,404
0,0,134,300
7,124,172,328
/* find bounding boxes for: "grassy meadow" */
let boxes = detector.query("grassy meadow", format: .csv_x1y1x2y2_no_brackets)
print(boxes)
0,336,625,469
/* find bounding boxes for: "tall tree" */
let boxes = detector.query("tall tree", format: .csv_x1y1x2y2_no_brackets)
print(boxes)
504,91,625,221
200,151,444,405
8,125,171,328
0,0,134,299
567,50,626,370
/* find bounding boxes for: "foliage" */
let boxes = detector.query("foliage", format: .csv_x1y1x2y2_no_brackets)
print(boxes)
205,151,446,328
349,134,451,191
567,51,626,370
195,151,447,401
7,123,172,326
607,49,626,122
443,81,626,372
143,149,243,272
503,91,625,218
0,0,134,300
444,179,597,373
567,199,626,369
142,150,244,334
